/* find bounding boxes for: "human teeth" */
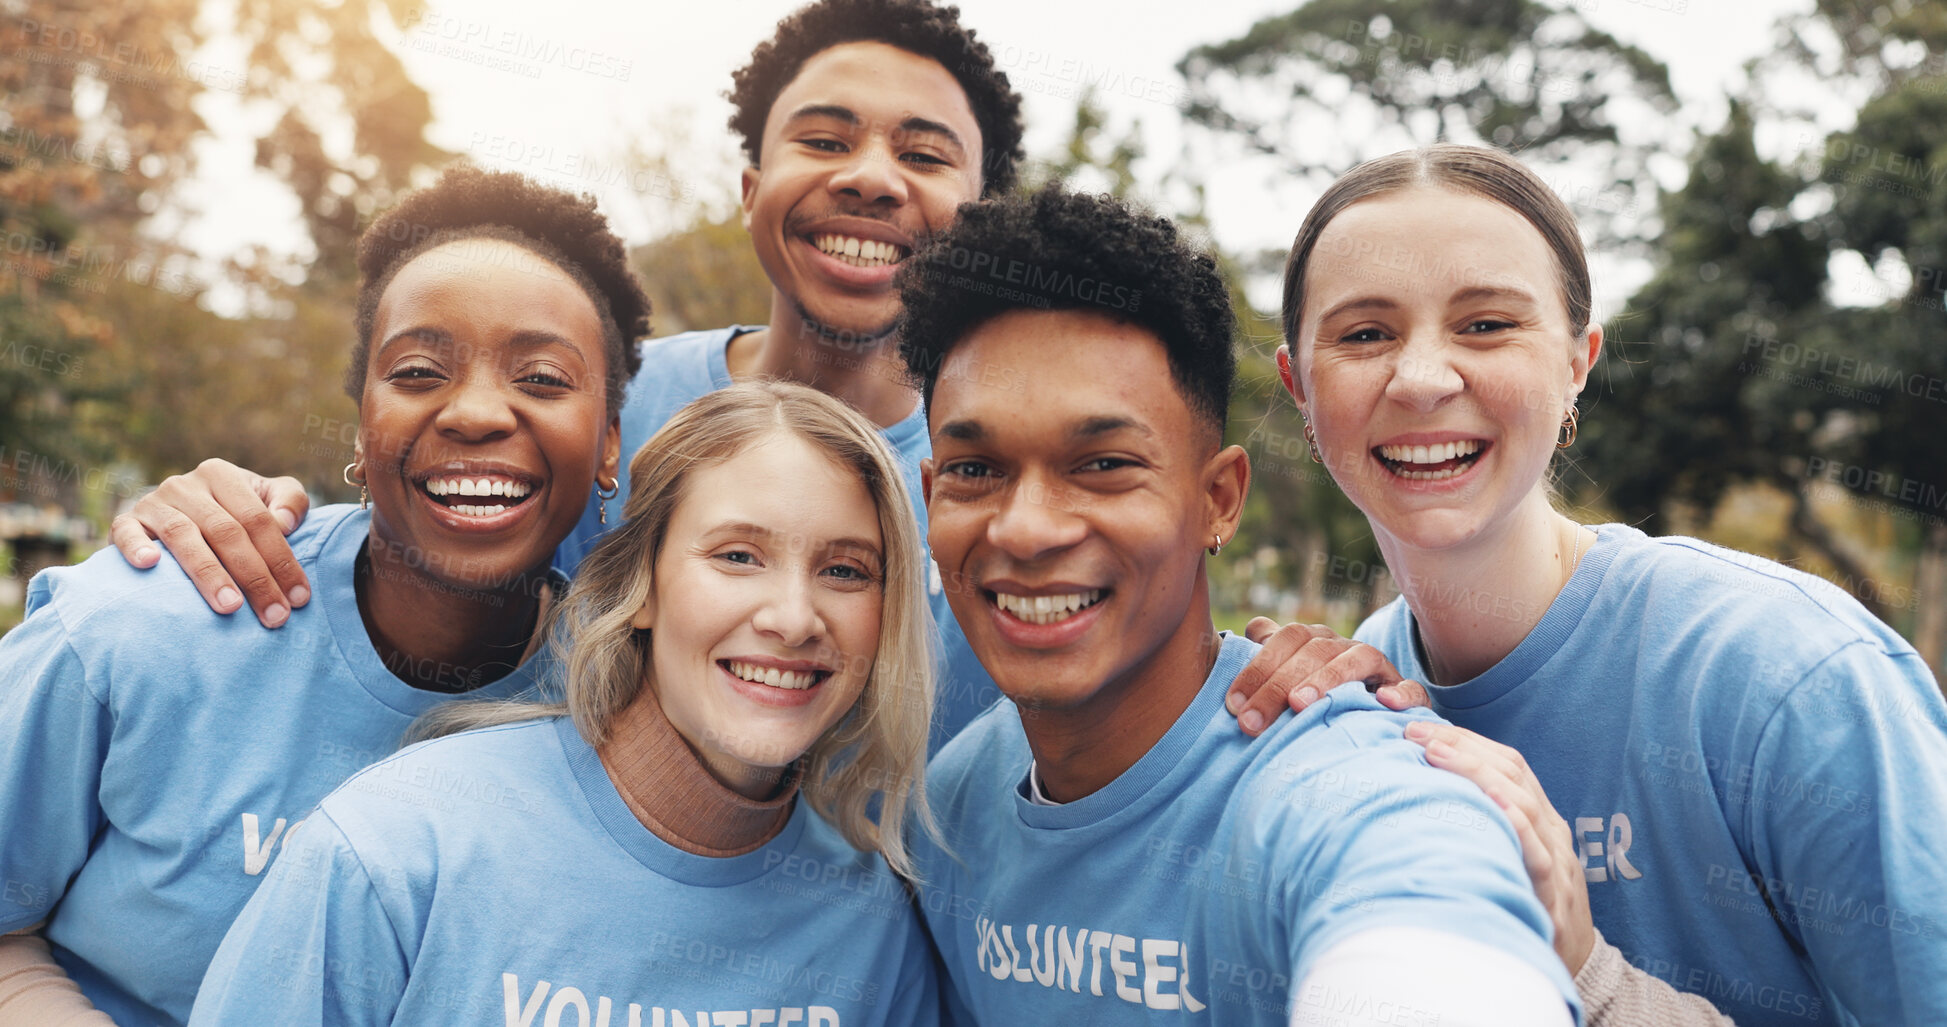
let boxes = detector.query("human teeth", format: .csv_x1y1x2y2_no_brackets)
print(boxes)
449,504,508,517
1377,441,1481,465
992,589,1104,625
423,477,533,499
813,233,906,268
726,661,819,690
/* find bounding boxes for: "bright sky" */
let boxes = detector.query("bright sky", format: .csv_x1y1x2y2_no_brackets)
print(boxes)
171,0,1839,316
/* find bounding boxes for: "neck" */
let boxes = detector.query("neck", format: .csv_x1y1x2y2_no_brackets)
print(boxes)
356,539,544,692
1377,494,1591,686
596,688,797,857
1023,581,1222,803
723,292,920,429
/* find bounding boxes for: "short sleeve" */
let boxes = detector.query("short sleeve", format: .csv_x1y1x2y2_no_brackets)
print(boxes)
0,607,111,933
188,813,410,1027
1744,643,1947,1023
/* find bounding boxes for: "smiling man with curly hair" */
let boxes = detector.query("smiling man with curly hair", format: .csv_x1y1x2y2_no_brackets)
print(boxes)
900,185,1583,1027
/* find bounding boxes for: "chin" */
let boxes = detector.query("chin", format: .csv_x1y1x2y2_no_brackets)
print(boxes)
1371,506,1497,554
796,300,899,345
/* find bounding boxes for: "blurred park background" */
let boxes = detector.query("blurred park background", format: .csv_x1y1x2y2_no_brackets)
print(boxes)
3,0,1945,684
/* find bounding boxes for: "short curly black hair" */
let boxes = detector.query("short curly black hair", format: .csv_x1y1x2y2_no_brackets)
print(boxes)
727,0,1025,196
898,184,1236,435
349,165,650,415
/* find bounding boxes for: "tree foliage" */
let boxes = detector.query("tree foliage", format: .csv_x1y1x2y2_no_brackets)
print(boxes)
2,0,443,511
1579,14,1947,667
1177,0,1677,247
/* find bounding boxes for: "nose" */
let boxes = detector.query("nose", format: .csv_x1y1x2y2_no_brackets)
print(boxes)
827,135,910,207
1383,331,1465,411
434,375,517,441
752,570,824,649
985,475,1086,563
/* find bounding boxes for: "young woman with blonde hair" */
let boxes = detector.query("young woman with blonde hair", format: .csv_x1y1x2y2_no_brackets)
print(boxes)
191,381,941,1025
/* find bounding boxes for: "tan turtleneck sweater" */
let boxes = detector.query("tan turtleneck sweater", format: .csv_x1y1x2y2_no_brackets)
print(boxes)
595,688,799,858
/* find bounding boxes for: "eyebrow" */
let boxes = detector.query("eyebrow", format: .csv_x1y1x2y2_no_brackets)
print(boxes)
708,521,884,558
376,326,584,360
783,104,967,156
935,416,1154,443
1316,297,1399,324
376,324,451,358
1072,416,1151,440
1450,284,1541,308
938,419,985,442
1317,285,1543,326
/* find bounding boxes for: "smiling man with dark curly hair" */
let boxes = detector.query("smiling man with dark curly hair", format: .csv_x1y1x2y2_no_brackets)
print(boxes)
899,184,1583,1026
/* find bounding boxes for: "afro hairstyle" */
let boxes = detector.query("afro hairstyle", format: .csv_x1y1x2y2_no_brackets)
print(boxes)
897,183,1236,435
349,164,650,415
727,0,1025,196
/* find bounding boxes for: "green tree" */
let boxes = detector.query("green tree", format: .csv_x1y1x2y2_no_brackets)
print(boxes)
1177,0,1677,248
1579,7,1947,671
4,0,448,512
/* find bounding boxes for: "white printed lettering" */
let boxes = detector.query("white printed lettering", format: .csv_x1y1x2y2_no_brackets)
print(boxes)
1608,813,1643,880
1576,817,1609,883
504,973,549,1027
240,813,288,876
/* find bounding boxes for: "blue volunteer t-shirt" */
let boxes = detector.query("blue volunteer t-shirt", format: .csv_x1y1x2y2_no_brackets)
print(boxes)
0,505,553,1027
1356,523,1947,1026
556,327,998,752
189,717,938,1027
912,633,1578,1025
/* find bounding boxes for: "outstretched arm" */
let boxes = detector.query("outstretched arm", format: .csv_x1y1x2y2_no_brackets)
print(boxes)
1292,928,1571,1027
108,459,312,628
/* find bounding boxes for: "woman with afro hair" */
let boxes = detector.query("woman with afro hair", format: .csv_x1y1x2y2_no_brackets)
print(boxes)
0,164,648,1027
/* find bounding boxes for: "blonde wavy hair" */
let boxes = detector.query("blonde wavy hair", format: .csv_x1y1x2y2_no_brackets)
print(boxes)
415,380,937,878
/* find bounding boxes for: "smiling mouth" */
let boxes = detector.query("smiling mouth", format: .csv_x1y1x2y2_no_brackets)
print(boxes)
418,474,536,518
809,233,909,269
988,589,1106,626
1374,441,1487,482
721,660,829,691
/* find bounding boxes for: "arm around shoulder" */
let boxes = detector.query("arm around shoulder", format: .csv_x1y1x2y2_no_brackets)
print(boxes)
0,929,115,1026
1574,931,1734,1027
108,458,312,628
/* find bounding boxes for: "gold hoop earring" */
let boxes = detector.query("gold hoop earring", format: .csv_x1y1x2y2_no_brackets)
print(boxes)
1207,532,1225,557
1557,407,1580,449
342,461,368,510
1303,420,1323,463
597,477,620,526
